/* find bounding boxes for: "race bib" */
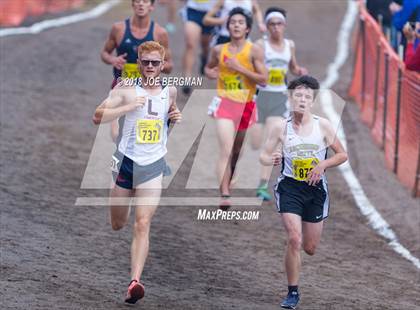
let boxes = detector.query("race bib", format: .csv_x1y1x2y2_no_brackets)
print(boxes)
122,63,142,79
268,68,287,86
208,96,222,116
111,155,120,173
194,0,209,2
292,157,319,181
223,75,242,91
136,119,163,144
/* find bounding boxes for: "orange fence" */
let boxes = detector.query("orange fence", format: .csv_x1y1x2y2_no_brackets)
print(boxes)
349,3,420,197
0,0,85,27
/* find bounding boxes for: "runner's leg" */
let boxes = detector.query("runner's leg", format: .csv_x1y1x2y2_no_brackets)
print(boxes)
230,130,247,183
200,33,212,75
130,174,162,281
259,116,283,180
109,185,134,230
249,122,263,150
281,213,302,286
302,221,323,256
183,21,201,77
215,118,236,196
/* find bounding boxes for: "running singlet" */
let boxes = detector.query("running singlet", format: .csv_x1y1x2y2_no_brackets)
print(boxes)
218,0,252,38
113,19,155,79
117,86,170,165
186,0,215,11
259,38,291,92
282,116,327,181
217,41,256,103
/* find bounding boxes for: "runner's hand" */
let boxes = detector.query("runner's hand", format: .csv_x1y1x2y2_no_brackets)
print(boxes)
298,67,308,76
127,96,146,111
205,67,219,79
306,162,326,186
168,105,182,123
112,53,127,70
258,22,267,33
225,57,242,72
272,151,282,166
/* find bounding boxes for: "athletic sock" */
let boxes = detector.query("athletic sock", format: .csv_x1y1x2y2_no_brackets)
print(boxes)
288,285,298,293
259,179,268,188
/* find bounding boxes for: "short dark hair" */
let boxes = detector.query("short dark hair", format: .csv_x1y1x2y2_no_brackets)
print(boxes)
288,75,320,100
132,0,155,4
265,7,287,18
227,7,253,37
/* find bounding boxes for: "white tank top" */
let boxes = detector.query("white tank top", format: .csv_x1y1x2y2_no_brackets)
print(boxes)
259,38,292,92
282,116,327,181
187,0,216,12
218,0,252,37
118,86,170,165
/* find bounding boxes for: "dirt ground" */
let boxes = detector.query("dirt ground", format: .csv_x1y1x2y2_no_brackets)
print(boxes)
1,1,419,309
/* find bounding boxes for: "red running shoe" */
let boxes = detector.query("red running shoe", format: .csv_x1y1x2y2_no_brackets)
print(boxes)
124,280,145,304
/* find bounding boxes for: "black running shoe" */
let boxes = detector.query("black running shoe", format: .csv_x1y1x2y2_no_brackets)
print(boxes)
182,86,192,96
219,195,231,211
280,291,300,309
200,54,207,75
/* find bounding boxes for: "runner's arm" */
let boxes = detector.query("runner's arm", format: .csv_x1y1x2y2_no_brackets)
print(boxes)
288,40,307,76
204,45,221,79
203,0,226,26
320,119,348,168
155,24,173,73
260,122,285,166
101,23,126,69
251,0,266,33
307,119,347,185
168,86,182,123
93,88,141,124
228,44,267,85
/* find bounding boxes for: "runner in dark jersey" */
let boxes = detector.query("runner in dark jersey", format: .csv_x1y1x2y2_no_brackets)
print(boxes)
101,0,173,141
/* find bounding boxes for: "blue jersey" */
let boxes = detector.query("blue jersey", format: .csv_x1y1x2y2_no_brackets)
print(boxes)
113,18,155,79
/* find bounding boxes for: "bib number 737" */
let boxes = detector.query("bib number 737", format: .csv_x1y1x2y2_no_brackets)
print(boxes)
136,119,163,144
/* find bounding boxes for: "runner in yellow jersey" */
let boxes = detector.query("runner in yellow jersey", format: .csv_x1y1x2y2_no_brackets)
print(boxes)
205,7,267,209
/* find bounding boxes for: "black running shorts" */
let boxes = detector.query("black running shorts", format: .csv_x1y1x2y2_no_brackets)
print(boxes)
274,176,329,223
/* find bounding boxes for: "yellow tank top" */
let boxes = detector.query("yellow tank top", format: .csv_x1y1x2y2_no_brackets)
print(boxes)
217,41,256,103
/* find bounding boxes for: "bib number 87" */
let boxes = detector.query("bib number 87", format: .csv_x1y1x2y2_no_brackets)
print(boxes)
292,157,318,181
297,167,312,179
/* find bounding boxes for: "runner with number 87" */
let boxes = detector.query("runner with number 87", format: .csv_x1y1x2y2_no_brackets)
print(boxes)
259,75,347,309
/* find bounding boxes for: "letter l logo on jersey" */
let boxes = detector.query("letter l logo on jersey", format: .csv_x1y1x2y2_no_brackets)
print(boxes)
148,98,158,116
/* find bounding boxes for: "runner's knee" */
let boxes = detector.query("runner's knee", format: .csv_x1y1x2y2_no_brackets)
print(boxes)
287,233,302,251
111,218,127,231
133,217,151,235
303,243,317,256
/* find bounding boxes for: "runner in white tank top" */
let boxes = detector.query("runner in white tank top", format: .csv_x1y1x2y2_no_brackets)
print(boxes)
259,76,347,310
117,85,170,165
93,42,182,306
203,0,266,45
251,7,308,202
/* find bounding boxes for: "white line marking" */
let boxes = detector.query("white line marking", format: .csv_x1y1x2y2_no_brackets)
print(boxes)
0,0,120,37
75,197,262,206
321,0,420,269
